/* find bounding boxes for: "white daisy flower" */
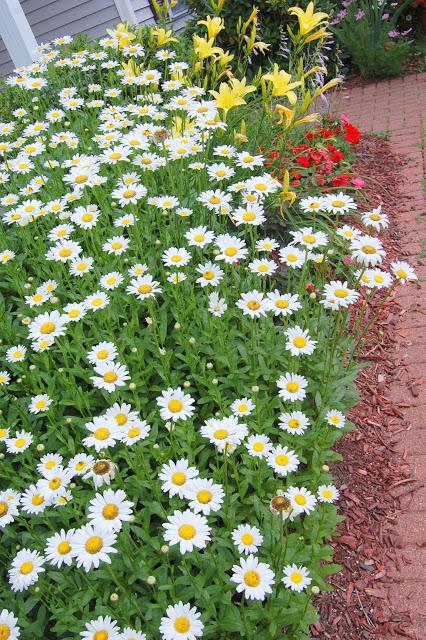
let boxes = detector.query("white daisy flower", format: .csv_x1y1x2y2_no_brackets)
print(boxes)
67,453,95,476
5,431,33,454
163,509,211,554
162,247,192,268
336,225,361,241
265,291,302,317
317,484,340,503
282,564,312,592
290,226,328,250
323,192,357,214
156,388,195,422
20,485,50,514
322,280,359,308
284,326,317,357
391,261,417,284
248,259,278,277
298,195,327,213
80,616,121,640
350,235,385,267
277,373,308,402
0,609,20,640
5,345,27,363
28,394,52,414
100,272,124,290
184,478,224,515
279,410,310,435
8,549,45,592
361,205,389,231
195,262,224,288
208,292,227,317
45,529,75,567
230,554,275,600
0,491,19,528
185,226,215,248
72,524,117,571
231,524,263,555
159,459,199,499
126,274,162,301
83,417,121,452
28,310,68,341
103,235,130,256
90,362,130,393
256,237,279,252
245,434,272,458
325,409,345,429
279,245,306,268
232,204,266,227
230,398,255,417
285,486,317,517
87,342,118,365
87,488,134,532
84,291,110,312
236,290,268,318
267,446,299,476
159,602,204,640
37,453,63,477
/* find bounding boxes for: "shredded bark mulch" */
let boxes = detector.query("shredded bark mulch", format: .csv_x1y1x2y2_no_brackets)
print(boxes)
312,136,419,639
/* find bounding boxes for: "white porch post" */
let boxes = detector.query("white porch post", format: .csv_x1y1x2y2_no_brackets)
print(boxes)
113,0,139,24
0,0,39,69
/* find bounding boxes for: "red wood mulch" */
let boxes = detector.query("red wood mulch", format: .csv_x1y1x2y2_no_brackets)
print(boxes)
312,136,418,639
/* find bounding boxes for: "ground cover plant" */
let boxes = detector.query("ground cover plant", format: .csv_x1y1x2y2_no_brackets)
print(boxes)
0,4,418,640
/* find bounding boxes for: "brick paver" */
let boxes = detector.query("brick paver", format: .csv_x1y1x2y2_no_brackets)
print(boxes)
332,72,426,638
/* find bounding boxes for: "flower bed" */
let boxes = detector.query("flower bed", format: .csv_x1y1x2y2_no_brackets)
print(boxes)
0,8,417,640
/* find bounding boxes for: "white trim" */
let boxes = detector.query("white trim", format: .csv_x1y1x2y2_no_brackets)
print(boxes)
0,0,40,68
112,0,139,24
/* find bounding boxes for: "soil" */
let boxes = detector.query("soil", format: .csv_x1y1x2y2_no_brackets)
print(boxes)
312,136,418,639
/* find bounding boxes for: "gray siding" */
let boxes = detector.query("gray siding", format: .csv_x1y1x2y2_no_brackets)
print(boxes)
130,0,154,25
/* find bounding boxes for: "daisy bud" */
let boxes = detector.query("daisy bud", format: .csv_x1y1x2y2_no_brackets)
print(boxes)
159,348,166,356
36,444,45,452
153,443,160,449
213,249,220,255
34,586,40,593
28,276,33,282
34,106,39,111
206,362,213,370
129,383,136,391
161,544,170,554
174,322,181,330
24,283,31,289
16,378,22,384
312,586,320,594
322,464,329,471
309,292,316,300
50,296,59,303
189,337,196,344
165,421,175,432
29,364,36,371
58,367,64,373
70,483,76,489
183,381,190,388
251,385,259,393
131,347,137,353
327,249,334,256
155,239,161,245
212,378,218,385
147,576,156,585
123,322,128,327
110,593,119,602
66,418,72,424
146,317,153,325
124,258,129,263
22,318,30,325
0,453,4,460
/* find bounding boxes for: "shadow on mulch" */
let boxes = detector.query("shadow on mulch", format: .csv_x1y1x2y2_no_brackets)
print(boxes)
312,136,419,639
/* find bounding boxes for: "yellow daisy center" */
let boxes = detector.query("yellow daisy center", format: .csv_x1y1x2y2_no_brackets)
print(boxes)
174,617,190,633
293,337,307,348
14,438,26,448
244,570,261,587
57,541,71,555
253,442,264,452
294,495,307,506
85,535,103,554
31,494,44,506
0,624,11,640
362,245,376,254
213,429,228,440
168,399,183,413
241,533,254,545
20,561,33,575
334,289,348,298
40,322,56,334
247,301,260,311
275,454,289,466
197,489,212,504
178,524,196,540
94,427,110,440
287,382,299,392
172,472,186,486
0,501,8,517
102,504,119,519
103,372,118,383
291,572,303,583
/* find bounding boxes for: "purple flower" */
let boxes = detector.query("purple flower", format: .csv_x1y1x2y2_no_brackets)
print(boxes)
388,30,399,37
402,28,412,35
355,9,365,20
382,12,390,19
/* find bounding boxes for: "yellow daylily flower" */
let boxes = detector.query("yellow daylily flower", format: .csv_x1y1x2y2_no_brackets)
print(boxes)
209,77,256,113
314,77,342,97
197,16,225,40
289,2,328,36
217,50,234,68
107,23,135,49
262,65,301,103
152,27,178,47
304,27,331,43
193,35,223,60
275,104,294,127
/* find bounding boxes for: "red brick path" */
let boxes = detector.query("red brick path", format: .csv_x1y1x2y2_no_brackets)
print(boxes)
334,73,426,638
